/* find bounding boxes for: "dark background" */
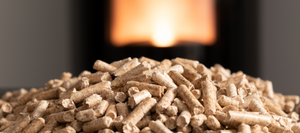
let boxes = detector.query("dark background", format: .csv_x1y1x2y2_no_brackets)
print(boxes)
1,0,300,96
72,0,259,77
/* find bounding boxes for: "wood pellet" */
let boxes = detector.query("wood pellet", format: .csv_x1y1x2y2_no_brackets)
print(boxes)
0,56,300,132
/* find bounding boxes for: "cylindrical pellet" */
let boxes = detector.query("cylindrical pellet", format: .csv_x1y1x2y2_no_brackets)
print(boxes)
124,72,153,84
60,72,72,80
111,61,151,87
191,77,204,89
193,127,206,133
105,101,117,119
31,100,49,119
175,57,199,68
218,95,240,108
173,98,189,113
177,125,192,133
191,89,201,100
165,105,178,116
33,87,65,100
226,83,237,97
22,117,45,133
98,129,114,133
2,92,13,101
149,120,173,133
168,70,195,90
61,99,76,110
284,100,295,113
267,119,286,133
112,58,140,77
238,123,251,133
202,77,217,115
69,120,83,132
93,60,117,72
76,109,97,122
70,81,111,103
123,97,157,125
1,103,12,114
17,88,38,105
248,99,269,115
152,71,177,89
251,124,262,133
39,117,58,133
182,66,202,81
3,115,30,133
214,64,231,77
216,102,223,111
154,59,172,70
264,80,274,98
128,87,139,97
115,92,127,103
261,126,269,133
190,114,207,127
123,122,140,133
157,113,169,123
128,90,151,109
215,111,243,128
284,95,300,104
165,116,177,130
82,116,113,132
197,64,212,79
261,97,287,117
140,127,153,133
136,115,151,129
44,104,64,116
110,57,132,68
52,110,75,123
168,65,184,74
225,111,272,126
113,116,123,132
171,59,196,72
177,85,204,115
124,81,165,97
217,89,227,99
116,102,129,118
177,110,191,127
74,77,89,90
59,87,76,100
215,73,227,82
288,111,299,122
156,88,177,114
94,100,109,117
291,124,300,133
53,126,76,133
82,72,112,84
205,115,222,131
83,94,102,108
139,56,160,67
218,130,238,133
61,77,79,90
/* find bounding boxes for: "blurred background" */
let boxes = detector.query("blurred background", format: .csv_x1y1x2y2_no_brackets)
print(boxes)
0,0,299,95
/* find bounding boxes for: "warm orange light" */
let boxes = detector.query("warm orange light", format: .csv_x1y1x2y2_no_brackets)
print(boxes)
111,0,216,47
152,20,175,47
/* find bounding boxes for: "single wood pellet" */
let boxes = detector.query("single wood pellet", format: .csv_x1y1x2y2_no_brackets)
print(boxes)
1,57,300,133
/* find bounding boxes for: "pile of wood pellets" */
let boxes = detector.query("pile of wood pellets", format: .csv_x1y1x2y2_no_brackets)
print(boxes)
1,57,300,133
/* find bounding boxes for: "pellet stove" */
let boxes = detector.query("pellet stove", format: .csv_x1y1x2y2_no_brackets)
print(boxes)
71,0,259,77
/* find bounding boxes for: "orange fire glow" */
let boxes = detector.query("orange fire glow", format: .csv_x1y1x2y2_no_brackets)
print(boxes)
111,0,216,47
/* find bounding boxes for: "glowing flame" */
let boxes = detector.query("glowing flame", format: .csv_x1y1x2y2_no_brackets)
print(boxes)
152,21,175,47
111,0,216,47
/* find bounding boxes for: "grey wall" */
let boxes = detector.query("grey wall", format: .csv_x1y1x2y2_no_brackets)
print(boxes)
0,1,72,88
260,1,300,95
